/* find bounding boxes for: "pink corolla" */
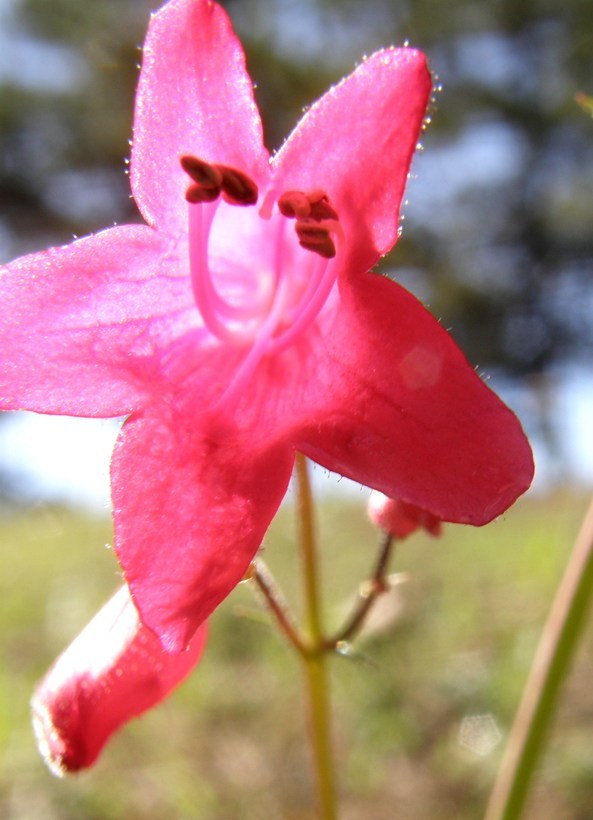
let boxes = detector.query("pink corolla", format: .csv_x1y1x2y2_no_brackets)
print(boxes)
1,0,533,765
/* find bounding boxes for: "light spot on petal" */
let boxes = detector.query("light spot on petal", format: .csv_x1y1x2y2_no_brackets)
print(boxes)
399,346,443,390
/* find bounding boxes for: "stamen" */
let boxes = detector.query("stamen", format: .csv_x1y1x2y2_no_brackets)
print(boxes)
307,191,339,221
187,199,272,347
267,254,337,354
214,273,291,409
188,202,247,347
182,169,343,406
295,220,336,259
218,166,259,206
259,188,279,220
271,213,288,296
181,156,223,188
186,184,221,204
278,188,340,258
278,191,312,219
181,156,223,203
181,156,259,207
278,190,339,221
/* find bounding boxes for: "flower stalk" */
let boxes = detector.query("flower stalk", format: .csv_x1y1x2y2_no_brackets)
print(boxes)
252,558,306,654
485,498,593,820
295,453,337,820
324,530,395,649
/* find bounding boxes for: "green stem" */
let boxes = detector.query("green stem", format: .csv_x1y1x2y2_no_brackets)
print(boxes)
296,453,323,643
324,531,395,649
302,649,336,819
485,498,593,820
252,558,306,654
294,452,337,820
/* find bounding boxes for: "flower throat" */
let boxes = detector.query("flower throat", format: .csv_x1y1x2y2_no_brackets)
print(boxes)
181,155,342,404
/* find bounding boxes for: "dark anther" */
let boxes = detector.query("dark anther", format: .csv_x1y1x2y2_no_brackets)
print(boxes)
278,189,338,222
295,220,336,259
278,191,312,219
185,183,222,203
308,192,338,221
181,156,222,188
180,156,258,207
279,188,339,256
218,166,259,206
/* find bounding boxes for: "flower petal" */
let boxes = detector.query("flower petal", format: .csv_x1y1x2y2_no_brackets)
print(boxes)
274,48,431,259
0,225,194,417
292,272,533,525
132,0,269,233
111,400,294,652
31,586,207,775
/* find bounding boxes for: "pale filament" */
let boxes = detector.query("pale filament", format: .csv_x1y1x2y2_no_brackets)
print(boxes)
187,190,340,405
215,273,292,407
267,253,336,355
188,202,241,346
188,202,272,346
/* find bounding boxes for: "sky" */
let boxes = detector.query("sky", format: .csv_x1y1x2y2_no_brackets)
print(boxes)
0,412,374,513
1,364,592,514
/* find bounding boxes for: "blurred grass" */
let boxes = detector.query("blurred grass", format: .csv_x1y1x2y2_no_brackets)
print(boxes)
1,489,592,819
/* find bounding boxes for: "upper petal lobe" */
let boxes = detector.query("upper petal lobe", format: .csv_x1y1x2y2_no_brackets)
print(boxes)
274,48,432,262
132,0,269,234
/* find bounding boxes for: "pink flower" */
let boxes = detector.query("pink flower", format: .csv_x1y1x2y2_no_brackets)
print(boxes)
31,587,207,775
0,0,533,659
368,491,443,539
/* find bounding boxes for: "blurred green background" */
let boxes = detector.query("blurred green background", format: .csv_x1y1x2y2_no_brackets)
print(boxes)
1,0,593,817
1,494,593,818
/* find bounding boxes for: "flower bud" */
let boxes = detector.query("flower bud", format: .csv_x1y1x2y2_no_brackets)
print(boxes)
367,491,442,539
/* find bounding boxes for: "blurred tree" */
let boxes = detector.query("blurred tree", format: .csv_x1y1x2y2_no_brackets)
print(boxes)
1,0,592,486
